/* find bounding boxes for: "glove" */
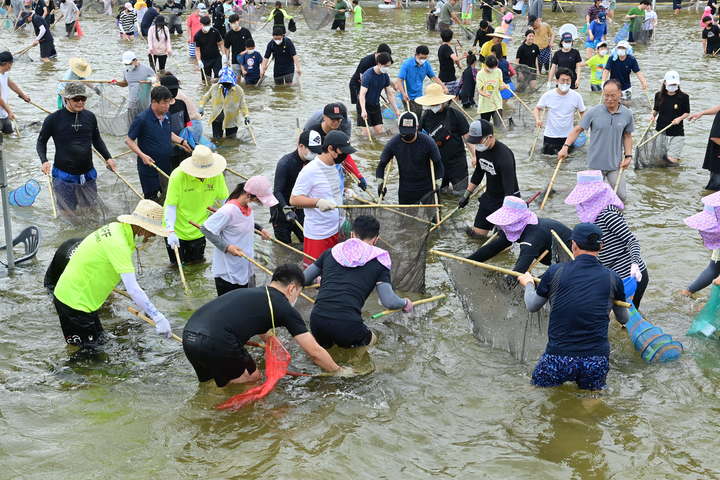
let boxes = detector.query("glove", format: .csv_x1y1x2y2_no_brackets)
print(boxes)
167,232,180,249
197,60,204,69
358,177,368,191
152,312,172,338
93,87,102,95
435,178,443,192
402,298,414,313
332,365,355,377
458,190,471,208
316,198,337,212
377,182,387,198
244,116,251,125
630,263,642,282
285,210,297,222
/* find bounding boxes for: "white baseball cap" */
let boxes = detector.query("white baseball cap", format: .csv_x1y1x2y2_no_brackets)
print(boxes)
664,70,680,85
616,40,631,50
196,2,206,9
122,51,137,65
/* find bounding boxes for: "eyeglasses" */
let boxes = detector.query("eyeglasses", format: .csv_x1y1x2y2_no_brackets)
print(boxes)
70,97,87,102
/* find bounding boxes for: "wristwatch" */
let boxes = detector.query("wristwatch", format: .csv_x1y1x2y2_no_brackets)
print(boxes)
563,144,571,148
624,154,632,158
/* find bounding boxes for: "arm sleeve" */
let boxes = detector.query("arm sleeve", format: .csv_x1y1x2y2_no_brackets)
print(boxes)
467,234,512,262
36,115,52,164
164,204,177,231
376,142,393,179
121,272,161,318
524,282,548,312
199,225,229,253
513,244,543,274
376,282,407,309
303,263,321,286
605,211,643,266
343,155,362,179
91,115,112,160
36,24,47,41
273,159,290,207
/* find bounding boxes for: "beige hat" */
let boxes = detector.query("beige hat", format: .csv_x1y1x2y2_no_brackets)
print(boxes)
179,145,227,178
488,32,512,40
415,83,455,106
69,57,92,78
117,199,169,237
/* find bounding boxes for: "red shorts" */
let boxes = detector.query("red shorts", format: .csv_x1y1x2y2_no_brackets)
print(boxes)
303,233,339,265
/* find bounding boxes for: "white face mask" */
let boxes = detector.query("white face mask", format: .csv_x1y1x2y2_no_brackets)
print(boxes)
562,42,572,49
201,26,210,33
476,143,488,152
429,105,442,113
274,38,283,45
617,48,627,56
666,84,678,92
558,83,571,92
125,64,134,72
380,66,390,74
246,49,255,55
302,149,316,161
416,57,426,65
599,49,608,56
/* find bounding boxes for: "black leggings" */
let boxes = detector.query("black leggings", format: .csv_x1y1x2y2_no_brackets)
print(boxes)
633,268,650,309
149,54,167,71
688,260,720,293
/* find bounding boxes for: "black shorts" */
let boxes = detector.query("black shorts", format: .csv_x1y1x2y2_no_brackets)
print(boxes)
473,193,505,230
39,40,57,59
214,276,248,296
311,317,372,349
399,188,434,205
182,330,256,387
166,236,206,264
0,117,13,134
331,18,346,30
365,103,383,127
542,136,573,156
53,295,106,347
274,72,294,85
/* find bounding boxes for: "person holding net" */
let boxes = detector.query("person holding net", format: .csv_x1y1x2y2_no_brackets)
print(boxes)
681,192,720,297
37,82,115,215
260,25,301,86
0,52,31,135
534,67,586,156
20,10,56,62
648,71,689,166
198,66,250,140
304,215,413,352
112,51,156,122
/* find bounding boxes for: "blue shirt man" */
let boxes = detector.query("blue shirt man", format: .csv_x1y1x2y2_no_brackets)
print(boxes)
602,42,648,93
518,223,628,391
397,45,446,120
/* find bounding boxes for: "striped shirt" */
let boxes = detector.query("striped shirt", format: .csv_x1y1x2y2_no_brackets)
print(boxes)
595,205,646,279
119,11,137,34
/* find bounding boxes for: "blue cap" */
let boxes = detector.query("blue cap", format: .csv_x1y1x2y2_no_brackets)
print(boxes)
571,222,603,251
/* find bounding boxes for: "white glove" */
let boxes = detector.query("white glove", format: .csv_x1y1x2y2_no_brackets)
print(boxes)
221,53,228,65
197,59,204,69
316,198,337,212
167,232,180,249
152,312,172,338
630,263,642,282
546,81,553,90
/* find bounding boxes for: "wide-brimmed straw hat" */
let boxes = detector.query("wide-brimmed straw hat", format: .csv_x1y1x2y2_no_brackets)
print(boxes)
69,57,92,78
179,145,227,178
487,195,538,227
685,191,720,232
245,175,278,207
60,82,93,99
415,83,455,106
564,170,607,205
118,199,168,237
487,32,511,40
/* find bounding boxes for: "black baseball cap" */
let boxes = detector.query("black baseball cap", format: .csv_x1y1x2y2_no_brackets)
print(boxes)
323,103,345,120
398,111,418,134
467,119,493,144
299,129,323,154
323,130,356,154
572,223,603,251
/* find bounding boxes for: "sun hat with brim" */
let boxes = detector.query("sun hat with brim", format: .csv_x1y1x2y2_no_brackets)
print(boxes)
685,191,720,231
487,195,538,227
60,82,93,99
564,170,607,205
179,145,227,178
118,199,169,237
488,32,511,39
415,83,455,106
245,175,278,207
69,57,92,78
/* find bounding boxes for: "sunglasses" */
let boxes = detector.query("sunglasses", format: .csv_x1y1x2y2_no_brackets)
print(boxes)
70,96,87,102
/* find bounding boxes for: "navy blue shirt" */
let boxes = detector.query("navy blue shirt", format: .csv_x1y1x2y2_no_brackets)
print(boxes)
263,37,297,77
604,55,640,91
238,51,263,83
360,67,390,106
128,107,173,176
536,254,625,357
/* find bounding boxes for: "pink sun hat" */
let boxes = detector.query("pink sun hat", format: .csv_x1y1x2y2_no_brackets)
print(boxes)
565,170,610,204
244,175,278,207
685,191,720,232
487,196,538,227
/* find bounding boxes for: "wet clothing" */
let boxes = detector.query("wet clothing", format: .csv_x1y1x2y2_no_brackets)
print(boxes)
420,107,469,190
54,295,107,347
272,150,307,243
653,92,690,137
128,107,173,199
468,218,571,273
532,353,610,390
470,141,520,230
376,133,444,204
603,54,640,92
263,37,297,78
224,27,253,65
551,49,582,87
44,238,82,291
182,286,308,386
688,250,720,293
349,53,377,109
37,108,111,175
703,111,720,176
165,236,206,264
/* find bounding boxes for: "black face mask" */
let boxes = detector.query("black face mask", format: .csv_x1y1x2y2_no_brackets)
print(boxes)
334,151,348,164
401,133,416,142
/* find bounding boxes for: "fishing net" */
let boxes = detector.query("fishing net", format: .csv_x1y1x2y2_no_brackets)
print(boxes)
216,335,291,410
344,199,433,294
237,4,266,32
441,257,549,363
301,0,334,30
688,284,720,338
634,128,672,169
551,234,573,264
51,175,110,227
513,64,541,94
89,83,132,137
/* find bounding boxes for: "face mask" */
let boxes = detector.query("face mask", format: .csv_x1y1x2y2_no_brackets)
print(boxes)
125,65,134,72
302,149,316,161
476,143,488,152
416,58,426,65
429,105,442,114
666,84,678,92
380,66,390,74
599,49,608,56
333,151,348,165
274,38,283,45
246,49,255,55
617,48,627,56
401,133,416,142
562,42,572,49
558,83,571,92
201,26,210,33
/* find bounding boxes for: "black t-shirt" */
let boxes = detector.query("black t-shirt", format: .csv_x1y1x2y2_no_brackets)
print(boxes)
551,49,582,84
468,218,571,273
420,106,469,161
44,238,82,291
34,0,46,16
377,133,444,194
350,53,376,88
474,25,494,47
470,140,520,198
438,43,456,82
184,286,308,351
703,112,720,173
168,98,190,134
224,27,253,64
264,37,297,77
31,14,53,41
653,91,690,137
516,42,540,68
703,24,720,54
193,28,223,60
310,250,391,325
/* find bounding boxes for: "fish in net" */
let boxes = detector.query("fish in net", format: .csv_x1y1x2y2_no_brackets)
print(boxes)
343,199,433,294
51,175,110,227
634,129,673,169
441,257,549,363
301,0,335,31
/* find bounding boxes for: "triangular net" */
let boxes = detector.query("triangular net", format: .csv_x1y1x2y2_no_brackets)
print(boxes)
89,83,132,137
237,4,266,32
301,0,335,31
50,176,110,227
634,129,671,169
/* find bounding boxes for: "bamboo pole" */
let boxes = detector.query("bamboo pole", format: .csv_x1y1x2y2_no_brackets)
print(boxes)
428,159,441,224
451,98,474,122
46,173,57,218
92,147,144,199
247,123,258,145
351,194,433,225
127,306,183,342
528,250,549,271
257,57,274,87
344,165,378,202
336,203,442,209
363,116,374,144
225,166,249,179
528,108,544,159
378,160,392,203
550,229,573,259
258,228,315,261
149,162,170,179
539,158,563,210
430,249,631,308
614,167,625,194
429,184,485,233
370,294,446,319
173,246,191,295
506,88,534,116
636,123,673,149
57,79,118,84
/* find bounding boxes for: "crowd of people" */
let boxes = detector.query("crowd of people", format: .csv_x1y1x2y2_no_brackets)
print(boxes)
3,0,720,397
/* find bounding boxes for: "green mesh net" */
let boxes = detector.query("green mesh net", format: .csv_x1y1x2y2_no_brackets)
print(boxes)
688,284,720,338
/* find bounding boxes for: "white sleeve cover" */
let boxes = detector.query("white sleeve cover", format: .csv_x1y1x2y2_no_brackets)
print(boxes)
36,25,47,41
121,272,160,319
164,204,177,232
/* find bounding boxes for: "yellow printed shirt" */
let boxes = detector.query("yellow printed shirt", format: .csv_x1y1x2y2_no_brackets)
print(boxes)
54,222,136,312
476,67,504,114
199,84,249,130
480,40,508,59
164,168,229,240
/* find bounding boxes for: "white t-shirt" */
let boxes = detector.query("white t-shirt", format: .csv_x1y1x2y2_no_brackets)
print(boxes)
204,202,255,286
537,88,586,139
291,157,343,240
0,72,9,120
